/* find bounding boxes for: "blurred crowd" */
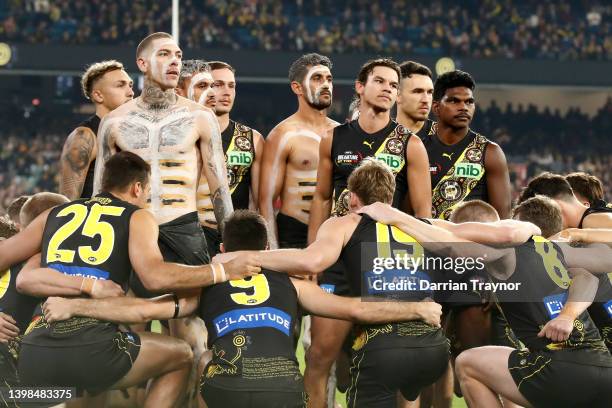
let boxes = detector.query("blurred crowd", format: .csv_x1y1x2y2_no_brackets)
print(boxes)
0,97,610,213
1,0,610,60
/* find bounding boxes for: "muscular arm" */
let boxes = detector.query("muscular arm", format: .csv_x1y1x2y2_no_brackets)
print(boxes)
92,118,117,195
198,110,233,235
0,210,48,271
484,143,511,219
404,136,432,217
59,127,97,199
16,253,82,296
429,218,540,245
582,213,612,229
307,129,334,244
558,242,612,274
258,128,288,248
42,294,199,325
249,130,265,211
129,209,258,291
557,228,612,246
293,279,441,326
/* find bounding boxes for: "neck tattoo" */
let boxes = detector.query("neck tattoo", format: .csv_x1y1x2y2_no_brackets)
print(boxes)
141,78,177,111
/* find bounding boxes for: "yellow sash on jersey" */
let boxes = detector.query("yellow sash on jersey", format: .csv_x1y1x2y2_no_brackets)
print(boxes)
331,124,412,217
431,133,488,220
225,122,254,195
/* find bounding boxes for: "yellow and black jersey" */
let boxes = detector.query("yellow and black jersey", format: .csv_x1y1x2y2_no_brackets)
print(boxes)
199,270,302,393
24,192,139,347
222,120,255,210
40,192,138,289
331,119,412,216
339,214,446,351
0,262,38,334
493,237,612,367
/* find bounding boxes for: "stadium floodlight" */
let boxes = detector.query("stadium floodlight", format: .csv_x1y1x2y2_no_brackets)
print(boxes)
172,0,180,44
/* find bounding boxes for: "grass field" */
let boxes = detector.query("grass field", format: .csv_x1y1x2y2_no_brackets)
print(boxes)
295,323,468,408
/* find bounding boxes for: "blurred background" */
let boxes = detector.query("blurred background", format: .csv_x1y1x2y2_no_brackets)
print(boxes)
0,0,610,212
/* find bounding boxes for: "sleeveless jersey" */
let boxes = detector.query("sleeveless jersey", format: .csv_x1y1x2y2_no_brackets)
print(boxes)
0,262,38,333
420,123,489,219
415,118,434,140
24,192,139,346
492,237,611,366
76,115,100,199
339,214,447,352
577,205,612,350
199,270,302,392
331,119,412,216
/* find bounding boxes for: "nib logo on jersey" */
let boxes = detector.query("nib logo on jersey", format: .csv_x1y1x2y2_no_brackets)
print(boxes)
213,307,292,337
543,292,568,318
227,151,253,166
454,163,482,179
375,153,403,171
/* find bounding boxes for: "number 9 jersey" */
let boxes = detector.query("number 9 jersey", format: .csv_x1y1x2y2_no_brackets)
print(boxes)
41,192,139,291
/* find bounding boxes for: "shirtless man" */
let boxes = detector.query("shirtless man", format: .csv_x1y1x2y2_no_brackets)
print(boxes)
195,61,264,256
259,53,338,250
60,60,134,199
92,32,234,385
175,59,216,110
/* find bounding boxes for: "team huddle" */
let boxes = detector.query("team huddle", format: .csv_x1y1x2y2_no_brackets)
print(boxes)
0,31,611,408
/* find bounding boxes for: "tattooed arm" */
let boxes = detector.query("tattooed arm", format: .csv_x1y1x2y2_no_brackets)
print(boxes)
59,127,97,199
198,110,233,235
92,118,117,195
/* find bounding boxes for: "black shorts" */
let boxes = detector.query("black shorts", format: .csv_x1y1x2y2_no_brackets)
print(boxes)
0,342,19,387
131,212,210,298
490,306,522,349
319,262,350,297
346,343,449,408
201,382,307,408
202,225,222,257
277,213,307,249
18,331,141,395
508,349,612,408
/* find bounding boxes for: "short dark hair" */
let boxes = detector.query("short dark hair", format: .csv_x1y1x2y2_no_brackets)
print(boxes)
102,151,151,193
399,61,432,79
222,210,268,251
433,70,476,101
0,216,18,239
20,192,69,227
288,53,332,83
450,200,498,223
565,172,604,206
357,58,400,84
136,32,173,59
518,172,575,204
7,195,29,225
208,61,236,73
513,196,563,238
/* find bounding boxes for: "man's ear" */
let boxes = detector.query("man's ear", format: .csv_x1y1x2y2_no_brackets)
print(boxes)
355,80,364,96
91,89,104,105
431,100,440,116
136,57,148,74
219,243,225,253
290,81,303,96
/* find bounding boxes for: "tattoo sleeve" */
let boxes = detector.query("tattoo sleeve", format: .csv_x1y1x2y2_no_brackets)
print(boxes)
59,127,95,199
200,112,233,235
92,120,116,195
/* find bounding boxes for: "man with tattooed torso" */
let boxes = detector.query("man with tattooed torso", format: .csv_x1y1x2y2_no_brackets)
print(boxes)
92,32,234,369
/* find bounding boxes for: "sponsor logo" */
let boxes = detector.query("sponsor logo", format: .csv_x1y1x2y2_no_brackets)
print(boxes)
320,284,336,294
604,300,612,319
543,292,568,318
227,151,253,166
213,307,292,337
362,140,373,149
454,163,482,179
336,152,361,165
376,153,403,170
442,152,454,161
48,263,110,280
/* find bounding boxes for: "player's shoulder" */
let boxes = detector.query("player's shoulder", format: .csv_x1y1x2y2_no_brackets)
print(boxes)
105,99,138,119
326,118,341,129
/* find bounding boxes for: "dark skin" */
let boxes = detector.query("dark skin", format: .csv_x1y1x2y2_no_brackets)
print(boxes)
432,87,511,219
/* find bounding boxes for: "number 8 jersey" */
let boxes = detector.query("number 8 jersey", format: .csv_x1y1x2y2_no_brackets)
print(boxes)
41,192,139,291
